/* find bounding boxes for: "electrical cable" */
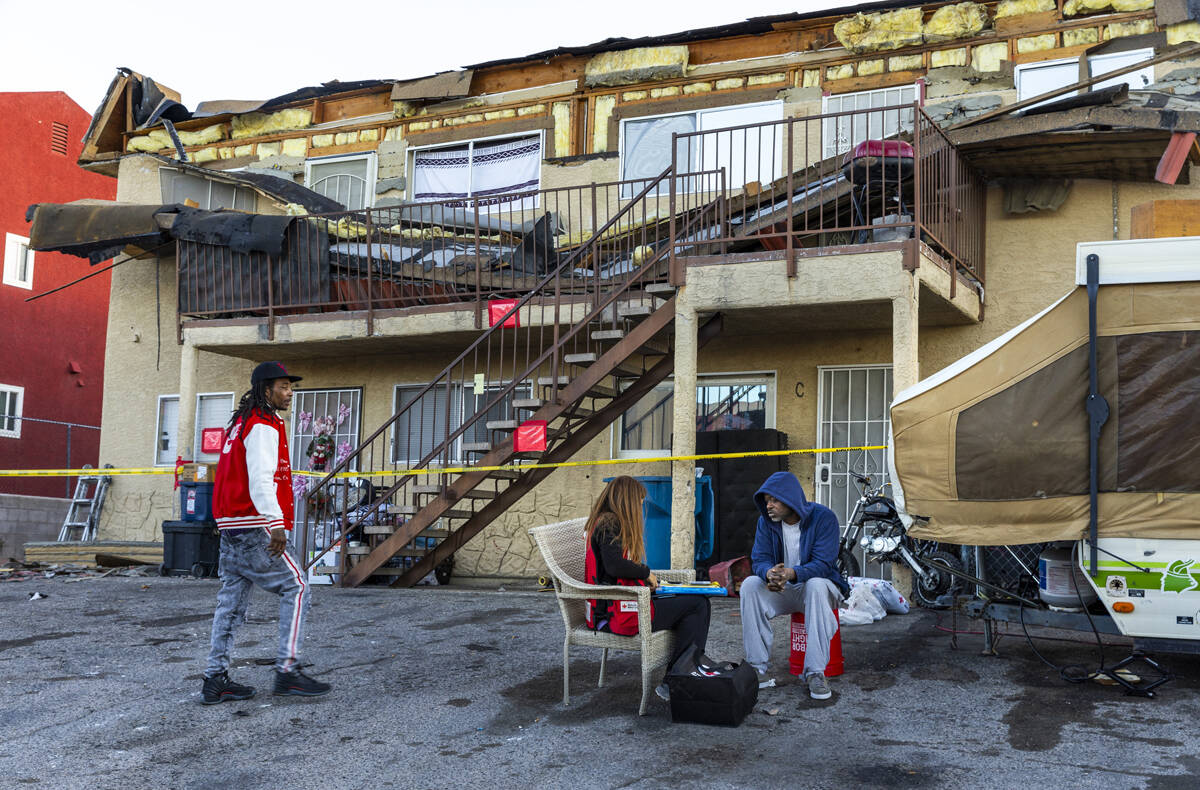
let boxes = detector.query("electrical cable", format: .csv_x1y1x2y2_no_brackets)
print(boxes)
1017,541,1108,685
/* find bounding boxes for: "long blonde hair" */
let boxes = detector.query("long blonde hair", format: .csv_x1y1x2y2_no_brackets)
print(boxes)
586,476,647,563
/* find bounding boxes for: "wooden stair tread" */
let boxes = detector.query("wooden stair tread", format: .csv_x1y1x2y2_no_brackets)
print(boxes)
645,282,676,294
590,329,625,341
462,442,491,452
617,304,653,318
484,420,518,430
536,375,571,386
563,353,598,364
512,398,543,409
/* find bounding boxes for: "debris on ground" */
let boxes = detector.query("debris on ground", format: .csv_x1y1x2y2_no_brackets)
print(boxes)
1,559,156,583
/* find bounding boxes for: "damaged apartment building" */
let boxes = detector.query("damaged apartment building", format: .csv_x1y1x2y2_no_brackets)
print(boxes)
26,0,1200,588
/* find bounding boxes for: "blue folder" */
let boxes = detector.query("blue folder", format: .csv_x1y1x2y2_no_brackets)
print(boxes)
655,583,728,596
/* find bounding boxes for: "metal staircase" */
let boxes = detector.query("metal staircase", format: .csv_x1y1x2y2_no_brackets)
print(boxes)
299,168,724,587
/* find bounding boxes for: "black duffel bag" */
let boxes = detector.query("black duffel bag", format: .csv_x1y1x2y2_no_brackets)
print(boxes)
666,645,758,727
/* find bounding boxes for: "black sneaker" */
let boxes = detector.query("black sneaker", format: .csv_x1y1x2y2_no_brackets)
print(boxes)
201,672,256,705
273,668,332,697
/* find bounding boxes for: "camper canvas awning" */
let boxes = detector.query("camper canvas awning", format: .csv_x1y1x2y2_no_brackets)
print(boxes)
890,237,1200,545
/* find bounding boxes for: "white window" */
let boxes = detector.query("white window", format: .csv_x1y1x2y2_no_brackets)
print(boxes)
4,233,34,290
159,169,256,211
155,395,180,465
305,153,377,211
616,373,776,457
392,381,532,464
193,392,235,464
0,384,24,438
822,84,918,160
410,132,542,211
1016,48,1154,109
813,365,893,528
620,102,784,197
291,389,363,474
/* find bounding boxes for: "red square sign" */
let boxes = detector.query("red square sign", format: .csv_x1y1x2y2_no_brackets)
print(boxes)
201,427,226,454
488,298,520,328
514,420,547,453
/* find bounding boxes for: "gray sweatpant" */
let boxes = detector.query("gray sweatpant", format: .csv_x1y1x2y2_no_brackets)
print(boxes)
205,529,310,677
740,574,841,677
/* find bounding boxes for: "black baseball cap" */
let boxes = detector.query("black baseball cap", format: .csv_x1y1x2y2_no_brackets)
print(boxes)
251,361,302,384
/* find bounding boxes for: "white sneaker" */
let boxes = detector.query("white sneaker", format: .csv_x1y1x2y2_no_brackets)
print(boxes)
757,672,776,689
655,682,670,702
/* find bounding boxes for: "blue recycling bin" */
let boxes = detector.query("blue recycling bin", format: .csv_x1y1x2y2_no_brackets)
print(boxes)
605,475,714,568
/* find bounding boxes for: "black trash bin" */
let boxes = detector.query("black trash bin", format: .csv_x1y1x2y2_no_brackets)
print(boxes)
161,519,220,578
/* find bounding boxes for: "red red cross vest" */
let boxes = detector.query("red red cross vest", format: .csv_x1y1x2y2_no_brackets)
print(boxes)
584,534,653,636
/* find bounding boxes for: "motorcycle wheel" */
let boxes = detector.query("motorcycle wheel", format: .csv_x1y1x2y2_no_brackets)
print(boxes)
913,549,963,609
837,545,861,579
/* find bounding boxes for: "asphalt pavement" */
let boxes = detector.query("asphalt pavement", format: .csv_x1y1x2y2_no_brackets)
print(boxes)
2,575,1199,790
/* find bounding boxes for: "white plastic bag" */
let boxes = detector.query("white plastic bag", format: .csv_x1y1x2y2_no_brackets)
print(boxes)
840,581,887,625
848,576,910,614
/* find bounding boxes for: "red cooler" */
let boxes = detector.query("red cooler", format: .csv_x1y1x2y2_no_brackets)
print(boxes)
789,609,843,677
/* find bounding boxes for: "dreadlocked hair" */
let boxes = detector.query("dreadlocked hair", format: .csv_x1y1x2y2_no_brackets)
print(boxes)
228,380,275,429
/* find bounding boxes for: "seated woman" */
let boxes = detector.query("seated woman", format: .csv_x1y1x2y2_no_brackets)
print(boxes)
584,475,714,701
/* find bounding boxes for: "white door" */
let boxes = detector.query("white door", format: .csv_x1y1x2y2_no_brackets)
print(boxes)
815,365,893,530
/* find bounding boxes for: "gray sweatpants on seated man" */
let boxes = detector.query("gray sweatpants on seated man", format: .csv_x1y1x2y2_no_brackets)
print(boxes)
740,574,842,677
206,529,311,677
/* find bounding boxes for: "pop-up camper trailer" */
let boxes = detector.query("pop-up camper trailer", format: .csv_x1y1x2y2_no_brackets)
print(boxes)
889,236,1200,657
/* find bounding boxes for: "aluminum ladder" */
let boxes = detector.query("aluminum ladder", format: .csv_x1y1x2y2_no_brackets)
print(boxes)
57,465,112,542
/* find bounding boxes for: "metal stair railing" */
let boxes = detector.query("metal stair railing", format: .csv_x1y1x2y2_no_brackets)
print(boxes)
299,167,723,577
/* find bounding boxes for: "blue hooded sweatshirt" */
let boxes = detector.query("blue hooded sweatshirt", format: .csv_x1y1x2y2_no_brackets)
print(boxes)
751,471,849,597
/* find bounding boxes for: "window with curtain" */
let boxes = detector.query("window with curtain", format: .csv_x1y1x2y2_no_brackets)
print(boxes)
393,384,464,464
0,384,24,439
411,133,542,210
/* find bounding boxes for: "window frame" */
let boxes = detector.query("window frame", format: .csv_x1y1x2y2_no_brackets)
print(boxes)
289,387,363,474
3,233,35,290
154,394,180,466
617,100,785,199
193,391,235,464
406,129,545,208
1014,48,1155,109
159,167,256,211
304,152,379,211
613,371,777,459
0,383,25,439
820,83,920,160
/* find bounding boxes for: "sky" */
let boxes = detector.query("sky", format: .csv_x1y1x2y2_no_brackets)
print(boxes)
0,0,842,113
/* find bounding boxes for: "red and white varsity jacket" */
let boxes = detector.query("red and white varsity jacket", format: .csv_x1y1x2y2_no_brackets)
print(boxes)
213,409,295,532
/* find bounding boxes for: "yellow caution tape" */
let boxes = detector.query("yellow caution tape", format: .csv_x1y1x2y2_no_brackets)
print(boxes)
0,446,887,479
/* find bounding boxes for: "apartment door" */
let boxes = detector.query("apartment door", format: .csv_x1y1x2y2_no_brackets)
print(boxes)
815,365,893,556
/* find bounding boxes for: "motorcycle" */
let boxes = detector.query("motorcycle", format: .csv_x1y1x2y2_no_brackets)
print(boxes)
837,473,966,609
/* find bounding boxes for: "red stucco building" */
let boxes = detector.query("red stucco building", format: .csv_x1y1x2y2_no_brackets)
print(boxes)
0,92,116,497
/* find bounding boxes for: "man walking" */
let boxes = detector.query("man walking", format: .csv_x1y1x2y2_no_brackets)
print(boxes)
740,471,849,700
201,361,332,704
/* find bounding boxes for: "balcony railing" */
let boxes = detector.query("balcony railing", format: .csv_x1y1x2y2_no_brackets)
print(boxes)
174,104,984,337
667,103,985,290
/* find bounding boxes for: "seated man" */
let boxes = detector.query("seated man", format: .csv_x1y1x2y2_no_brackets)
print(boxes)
740,471,850,700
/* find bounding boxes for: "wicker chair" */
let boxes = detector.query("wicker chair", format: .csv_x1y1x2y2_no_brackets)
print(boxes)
529,517,694,716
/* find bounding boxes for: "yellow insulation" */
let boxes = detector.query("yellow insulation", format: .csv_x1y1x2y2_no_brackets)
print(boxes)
972,42,1010,72
127,122,227,153
925,2,990,43
1064,0,1154,15
889,54,925,71
591,95,616,153
827,64,856,81
584,46,689,86
1103,19,1157,39
1063,27,1100,46
995,0,1055,18
1167,21,1200,45
231,108,313,140
833,8,924,53
1016,34,1057,53
931,48,969,68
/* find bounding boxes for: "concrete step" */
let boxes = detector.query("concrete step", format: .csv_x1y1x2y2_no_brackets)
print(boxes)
484,420,518,431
